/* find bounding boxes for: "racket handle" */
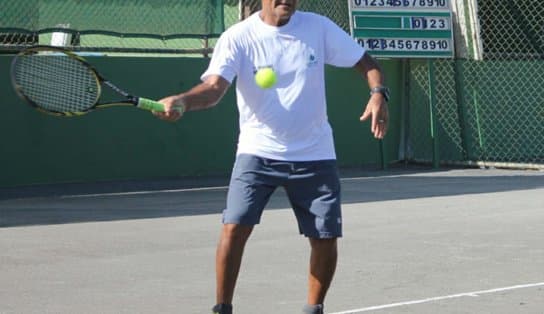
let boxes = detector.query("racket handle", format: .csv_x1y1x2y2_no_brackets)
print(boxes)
136,97,165,112
136,97,185,114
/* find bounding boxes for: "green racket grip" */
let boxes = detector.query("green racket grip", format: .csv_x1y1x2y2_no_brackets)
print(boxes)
136,97,165,112
137,97,185,114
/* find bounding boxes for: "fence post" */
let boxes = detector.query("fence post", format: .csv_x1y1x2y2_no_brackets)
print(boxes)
428,59,440,168
379,139,387,170
399,58,410,164
454,59,471,160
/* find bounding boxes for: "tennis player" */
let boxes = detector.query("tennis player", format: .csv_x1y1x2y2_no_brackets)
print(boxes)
154,1,389,313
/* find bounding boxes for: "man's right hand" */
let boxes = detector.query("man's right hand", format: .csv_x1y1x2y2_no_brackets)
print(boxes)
153,95,185,122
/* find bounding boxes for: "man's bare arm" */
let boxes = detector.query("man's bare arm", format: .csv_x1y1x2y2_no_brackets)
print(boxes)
354,53,389,139
154,75,231,122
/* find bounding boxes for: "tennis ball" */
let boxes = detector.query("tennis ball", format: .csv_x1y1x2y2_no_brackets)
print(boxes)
255,67,277,89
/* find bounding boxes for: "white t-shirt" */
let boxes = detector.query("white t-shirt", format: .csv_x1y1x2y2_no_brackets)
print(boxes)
201,11,365,161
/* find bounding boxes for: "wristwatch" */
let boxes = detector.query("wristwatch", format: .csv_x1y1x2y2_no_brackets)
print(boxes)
370,86,390,102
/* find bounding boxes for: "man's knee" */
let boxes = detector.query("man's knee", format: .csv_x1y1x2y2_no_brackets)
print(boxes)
221,223,253,243
309,237,337,250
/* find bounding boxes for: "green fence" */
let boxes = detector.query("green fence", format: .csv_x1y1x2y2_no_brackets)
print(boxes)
405,0,544,169
0,55,402,188
0,1,347,55
0,1,402,188
1,0,542,188
0,0,227,54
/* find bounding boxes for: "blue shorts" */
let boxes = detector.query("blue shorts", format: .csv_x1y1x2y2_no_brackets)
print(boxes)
223,154,342,238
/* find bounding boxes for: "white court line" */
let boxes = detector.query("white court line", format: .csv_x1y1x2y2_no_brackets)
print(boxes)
329,282,544,314
60,186,229,199
59,176,377,199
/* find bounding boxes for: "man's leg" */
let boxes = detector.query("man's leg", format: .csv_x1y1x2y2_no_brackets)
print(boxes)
213,154,285,313
283,159,341,313
307,238,338,306
215,223,253,306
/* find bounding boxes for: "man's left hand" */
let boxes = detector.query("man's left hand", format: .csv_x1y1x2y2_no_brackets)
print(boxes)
360,93,389,139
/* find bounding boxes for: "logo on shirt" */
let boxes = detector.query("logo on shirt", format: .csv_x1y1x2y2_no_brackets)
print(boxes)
307,54,318,67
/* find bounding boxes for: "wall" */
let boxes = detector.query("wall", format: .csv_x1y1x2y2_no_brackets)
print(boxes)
0,56,401,187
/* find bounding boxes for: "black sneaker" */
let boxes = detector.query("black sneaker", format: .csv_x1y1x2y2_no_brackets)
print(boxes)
302,304,324,314
212,303,233,314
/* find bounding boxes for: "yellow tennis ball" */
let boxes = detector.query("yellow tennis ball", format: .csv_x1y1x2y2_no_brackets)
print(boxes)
255,67,277,89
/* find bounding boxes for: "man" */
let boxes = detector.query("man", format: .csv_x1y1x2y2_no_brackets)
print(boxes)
154,1,389,313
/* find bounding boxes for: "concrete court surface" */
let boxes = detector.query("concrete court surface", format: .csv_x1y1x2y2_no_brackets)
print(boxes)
1,167,543,314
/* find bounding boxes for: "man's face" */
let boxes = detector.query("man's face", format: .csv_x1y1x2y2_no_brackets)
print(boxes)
261,0,298,23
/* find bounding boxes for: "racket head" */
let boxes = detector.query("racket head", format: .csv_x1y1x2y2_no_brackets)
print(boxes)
10,46,102,116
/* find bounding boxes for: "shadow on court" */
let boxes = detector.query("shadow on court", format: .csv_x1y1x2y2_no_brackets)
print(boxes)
1,166,543,227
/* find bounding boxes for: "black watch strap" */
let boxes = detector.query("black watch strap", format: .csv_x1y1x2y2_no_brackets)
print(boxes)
370,86,390,102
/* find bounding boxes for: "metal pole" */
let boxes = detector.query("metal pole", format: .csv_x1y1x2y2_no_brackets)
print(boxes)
428,59,440,168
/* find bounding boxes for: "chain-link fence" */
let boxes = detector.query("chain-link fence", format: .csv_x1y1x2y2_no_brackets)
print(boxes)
407,0,544,169
0,0,347,54
227,1,350,26
0,0,229,54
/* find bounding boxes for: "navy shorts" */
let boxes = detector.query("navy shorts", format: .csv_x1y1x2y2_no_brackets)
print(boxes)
223,154,342,238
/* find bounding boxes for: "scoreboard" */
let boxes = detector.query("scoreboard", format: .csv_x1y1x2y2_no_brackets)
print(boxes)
348,0,454,58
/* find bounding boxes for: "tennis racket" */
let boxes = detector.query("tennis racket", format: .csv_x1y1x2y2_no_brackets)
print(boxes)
10,45,180,117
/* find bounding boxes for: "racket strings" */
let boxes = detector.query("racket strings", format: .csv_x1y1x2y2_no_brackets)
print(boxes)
13,53,99,113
